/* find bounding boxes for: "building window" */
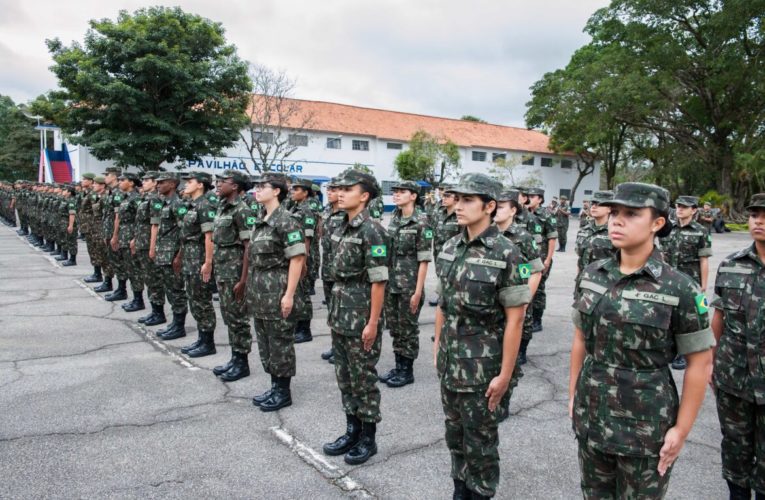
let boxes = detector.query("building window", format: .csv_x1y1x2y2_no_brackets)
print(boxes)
540,157,553,167
326,137,341,149
584,190,593,195
387,142,403,150
352,140,370,151
255,131,274,144
381,180,396,196
559,189,571,199
492,153,506,162
472,151,487,162
288,134,308,147
521,155,535,165
561,159,573,169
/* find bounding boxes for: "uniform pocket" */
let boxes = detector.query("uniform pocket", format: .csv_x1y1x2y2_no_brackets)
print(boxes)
455,327,502,386
396,232,416,255
213,218,236,246
714,335,749,392
621,303,673,350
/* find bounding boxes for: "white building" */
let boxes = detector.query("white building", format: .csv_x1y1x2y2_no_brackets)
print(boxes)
69,97,601,210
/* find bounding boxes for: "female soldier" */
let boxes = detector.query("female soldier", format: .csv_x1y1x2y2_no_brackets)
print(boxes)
319,178,344,364
434,174,530,499
247,173,306,412
574,190,615,280
379,180,432,388
569,182,715,499
322,170,388,465
710,193,765,500
178,172,218,358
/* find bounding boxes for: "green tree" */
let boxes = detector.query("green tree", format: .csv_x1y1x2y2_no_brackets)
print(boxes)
393,130,460,185
460,115,486,123
0,95,40,181
45,6,251,170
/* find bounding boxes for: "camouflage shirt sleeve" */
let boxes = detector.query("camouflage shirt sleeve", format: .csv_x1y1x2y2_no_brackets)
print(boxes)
198,198,216,233
698,227,713,258
497,243,532,308
543,213,559,240
299,207,317,238
281,214,307,259
671,276,715,355
363,221,389,283
235,204,255,241
150,198,164,225
416,218,434,262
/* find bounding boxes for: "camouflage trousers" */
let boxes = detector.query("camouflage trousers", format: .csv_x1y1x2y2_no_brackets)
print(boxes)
84,229,103,267
135,250,164,306
577,439,671,499
184,273,216,332
109,244,126,281
93,238,112,276
118,248,143,292
557,225,568,248
157,264,187,315
521,305,534,342
383,291,424,360
254,317,296,378
532,260,552,318
63,226,78,255
716,389,765,493
322,280,334,310
293,275,313,321
441,385,501,498
332,328,382,423
500,361,524,416
309,242,320,284
217,280,251,354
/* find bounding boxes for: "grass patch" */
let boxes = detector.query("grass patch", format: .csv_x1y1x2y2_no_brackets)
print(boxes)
725,223,749,232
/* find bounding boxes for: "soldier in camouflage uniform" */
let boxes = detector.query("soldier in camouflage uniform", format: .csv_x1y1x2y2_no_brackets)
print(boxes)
247,173,307,412
78,173,101,280
289,178,319,343
57,185,78,266
555,195,571,252
98,167,124,295
434,174,530,498
378,180,432,388
710,193,765,500
569,183,715,499
177,172,218,358
319,178,345,363
308,183,323,291
134,172,167,326
90,177,115,292
109,173,144,309
698,202,715,233
322,170,388,466
574,190,615,283
428,184,459,307
493,188,543,418
661,195,712,370
211,170,254,382
150,172,188,341
524,187,558,333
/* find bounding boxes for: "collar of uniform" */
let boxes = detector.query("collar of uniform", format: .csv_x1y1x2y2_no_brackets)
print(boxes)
393,207,418,224
598,248,664,281
262,204,286,227
348,208,370,228
505,223,519,236
459,223,499,248
736,243,764,266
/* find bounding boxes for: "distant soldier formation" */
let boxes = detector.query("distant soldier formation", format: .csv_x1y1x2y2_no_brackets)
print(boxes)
1,171,763,500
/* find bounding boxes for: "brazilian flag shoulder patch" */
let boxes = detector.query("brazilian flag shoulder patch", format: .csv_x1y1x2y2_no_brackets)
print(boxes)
535,224,542,233
287,231,302,243
305,217,315,226
178,207,188,215
153,202,162,210
208,210,216,218
695,294,709,315
550,217,557,224
371,245,387,257
518,263,532,279
246,216,257,227
424,229,434,240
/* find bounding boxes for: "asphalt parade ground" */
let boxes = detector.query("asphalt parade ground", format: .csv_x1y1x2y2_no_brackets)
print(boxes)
0,221,744,499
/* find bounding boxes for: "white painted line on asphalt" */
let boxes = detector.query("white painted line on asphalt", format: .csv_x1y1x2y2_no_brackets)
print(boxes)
74,279,105,301
270,426,375,499
138,327,200,371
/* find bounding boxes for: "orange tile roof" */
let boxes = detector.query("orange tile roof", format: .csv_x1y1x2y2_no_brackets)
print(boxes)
249,96,564,156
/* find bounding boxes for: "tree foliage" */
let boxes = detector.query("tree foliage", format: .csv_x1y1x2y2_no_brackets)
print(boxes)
393,130,460,185
460,115,486,123
45,6,251,170
0,95,39,181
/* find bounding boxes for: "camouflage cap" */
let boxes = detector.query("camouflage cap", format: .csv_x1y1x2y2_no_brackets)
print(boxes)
438,183,454,190
497,189,521,202
255,172,289,185
599,182,670,212
675,195,699,208
391,180,421,194
104,167,122,175
334,170,378,189
525,187,545,197
142,170,160,180
291,177,313,189
311,183,321,192
155,172,180,183
81,172,96,180
181,171,213,185
446,173,502,201
746,193,765,211
93,175,106,184
217,169,249,184
591,190,614,204
327,176,341,188
560,195,568,200
118,172,140,182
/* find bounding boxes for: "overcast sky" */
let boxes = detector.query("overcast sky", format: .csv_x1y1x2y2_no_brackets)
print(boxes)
0,0,609,127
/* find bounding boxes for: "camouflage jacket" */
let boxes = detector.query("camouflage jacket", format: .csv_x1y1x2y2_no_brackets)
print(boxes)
134,192,158,251
502,223,544,277
369,197,384,220
116,190,139,248
697,208,714,230
433,206,460,258
179,195,218,274
711,244,765,404
576,221,614,279
529,207,558,258
102,187,123,240
150,193,185,266
321,206,346,281
387,207,433,294
556,202,571,230
212,197,253,282
327,208,389,336
290,198,319,259
571,249,715,457
247,205,306,320
436,225,531,392
78,189,93,232
91,192,107,239
660,220,712,286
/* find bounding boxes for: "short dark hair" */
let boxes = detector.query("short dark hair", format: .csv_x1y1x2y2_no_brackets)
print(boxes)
359,182,379,206
270,179,289,203
650,207,673,238
478,194,498,218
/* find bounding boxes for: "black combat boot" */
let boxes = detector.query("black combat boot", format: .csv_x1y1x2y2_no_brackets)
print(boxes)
104,279,128,301
180,330,203,354
122,291,145,312
518,338,529,366
43,240,55,252
323,414,362,456
727,480,751,500
48,243,60,255
469,491,491,500
321,348,334,360
187,331,216,358
16,228,27,236
387,356,414,388
327,352,335,364
83,266,102,283
157,312,186,340
62,254,77,267
379,353,402,383
294,320,313,343
453,479,470,500
155,311,182,335
344,421,377,465
252,375,277,407
55,251,69,261
213,351,236,376
94,277,114,293
671,355,687,370
143,303,167,326
219,351,249,382
259,376,292,412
